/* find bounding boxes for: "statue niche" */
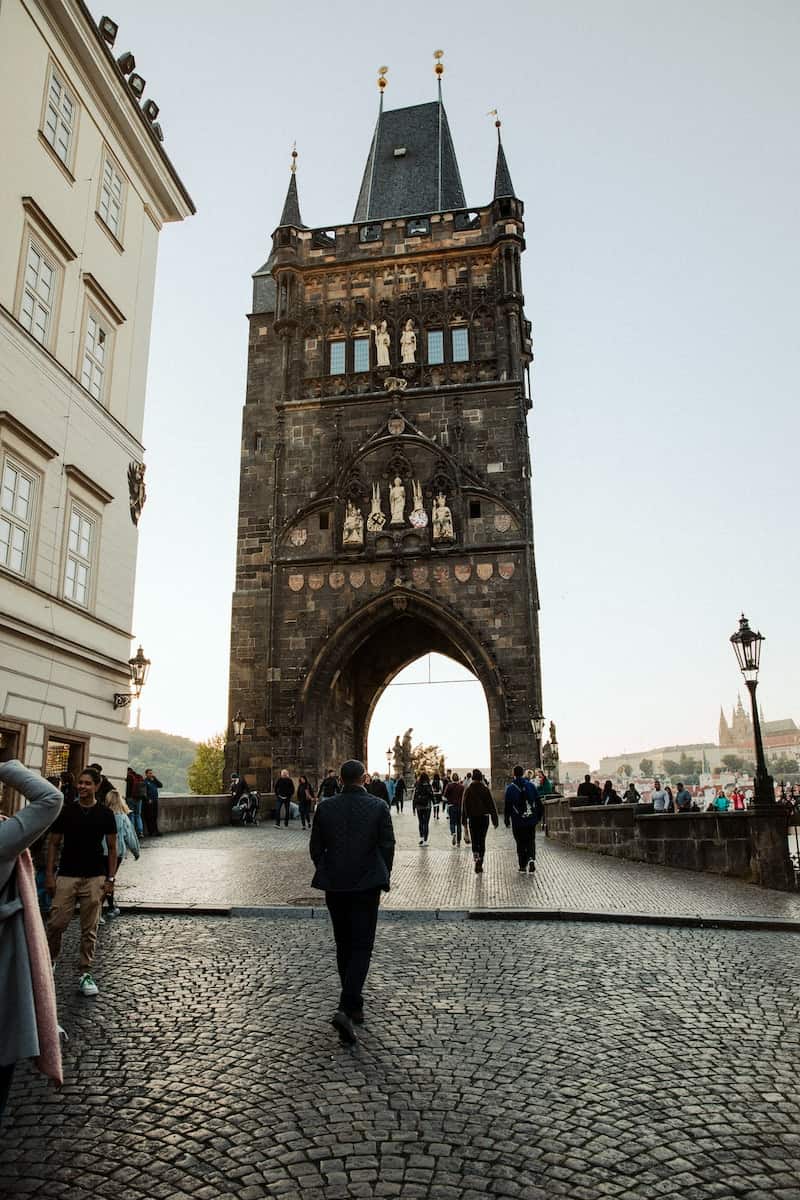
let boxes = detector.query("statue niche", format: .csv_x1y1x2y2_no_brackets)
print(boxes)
342,500,364,547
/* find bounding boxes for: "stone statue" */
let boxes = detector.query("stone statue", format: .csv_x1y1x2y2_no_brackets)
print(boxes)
342,500,364,546
432,492,454,541
409,479,427,529
393,736,403,776
370,320,390,367
389,476,406,525
401,727,413,778
400,319,416,364
127,461,146,526
549,720,557,746
366,482,386,532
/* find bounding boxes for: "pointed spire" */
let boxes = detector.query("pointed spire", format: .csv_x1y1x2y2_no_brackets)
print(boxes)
277,145,306,229
491,113,516,199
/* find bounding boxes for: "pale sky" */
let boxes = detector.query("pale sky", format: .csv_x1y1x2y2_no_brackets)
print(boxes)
100,0,800,769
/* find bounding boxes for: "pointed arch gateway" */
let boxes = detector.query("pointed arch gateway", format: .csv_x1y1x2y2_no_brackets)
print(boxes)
299,589,509,780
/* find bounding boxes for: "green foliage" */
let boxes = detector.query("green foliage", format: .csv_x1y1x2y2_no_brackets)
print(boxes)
638,758,654,777
411,743,445,777
187,733,225,796
662,754,702,783
619,763,632,778
721,753,755,774
768,753,799,775
128,728,198,794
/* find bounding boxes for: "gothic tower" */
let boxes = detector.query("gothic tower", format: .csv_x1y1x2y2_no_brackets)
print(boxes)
227,64,542,791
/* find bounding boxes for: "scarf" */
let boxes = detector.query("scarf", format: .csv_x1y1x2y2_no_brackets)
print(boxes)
14,845,63,1087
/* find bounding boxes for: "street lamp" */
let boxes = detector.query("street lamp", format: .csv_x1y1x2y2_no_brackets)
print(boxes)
232,710,246,777
113,645,151,709
531,715,545,769
386,746,392,776
730,614,774,809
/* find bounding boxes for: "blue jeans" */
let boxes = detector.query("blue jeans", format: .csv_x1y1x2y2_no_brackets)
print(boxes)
129,797,144,836
274,796,291,825
448,805,462,843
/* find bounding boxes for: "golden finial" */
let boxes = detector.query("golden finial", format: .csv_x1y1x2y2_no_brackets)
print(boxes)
290,142,298,173
434,49,444,79
378,65,388,92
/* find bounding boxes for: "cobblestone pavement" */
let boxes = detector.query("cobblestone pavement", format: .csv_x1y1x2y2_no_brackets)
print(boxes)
116,810,800,920
2,916,799,1199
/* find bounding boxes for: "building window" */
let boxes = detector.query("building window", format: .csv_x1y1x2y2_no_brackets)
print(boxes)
452,327,469,363
427,329,444,365
43,68,75,167
329,341,346,375
20,239,56,346
360,224,382,244
406,217,430,238
319,511,330,531
353,337,370,373
469,500,482,519
80,311,110,402
98,154,125,240
0,460,34,576
64,506,94,607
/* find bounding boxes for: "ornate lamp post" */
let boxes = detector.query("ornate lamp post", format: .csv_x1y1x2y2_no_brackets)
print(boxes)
531,715,545,769
232,710,246,777
386,747,392,776
729,614,774,809
114,645,151,709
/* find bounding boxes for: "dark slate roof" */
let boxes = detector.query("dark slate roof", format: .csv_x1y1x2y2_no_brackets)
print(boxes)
278,172,305,228
353,100,466,221
763,719,798,734
493,135,516,199
252,249,277,313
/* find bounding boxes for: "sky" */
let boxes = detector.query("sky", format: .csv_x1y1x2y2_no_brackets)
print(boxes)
98,0,800,769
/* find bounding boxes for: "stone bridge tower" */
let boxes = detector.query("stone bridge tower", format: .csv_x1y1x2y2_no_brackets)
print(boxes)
227,66,543,793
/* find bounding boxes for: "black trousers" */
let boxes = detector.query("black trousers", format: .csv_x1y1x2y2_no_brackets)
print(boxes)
0,1062,14,1126
513,824,536,868
325,889,381,1016
143,797,159,835
468,814,491,859
274,796,291,825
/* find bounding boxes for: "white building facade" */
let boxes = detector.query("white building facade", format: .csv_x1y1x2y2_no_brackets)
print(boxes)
0,0,193,806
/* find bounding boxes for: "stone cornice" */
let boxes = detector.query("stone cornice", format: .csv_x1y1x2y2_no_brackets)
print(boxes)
64,463,114,505
82,272,126,325
0,411,59,460
21,197,78,261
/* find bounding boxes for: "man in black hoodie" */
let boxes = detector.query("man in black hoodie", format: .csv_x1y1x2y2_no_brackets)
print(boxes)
310,759,395,1044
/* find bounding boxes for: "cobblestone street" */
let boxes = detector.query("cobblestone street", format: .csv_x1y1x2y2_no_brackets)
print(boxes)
116,810,800,921
2,915,799,1200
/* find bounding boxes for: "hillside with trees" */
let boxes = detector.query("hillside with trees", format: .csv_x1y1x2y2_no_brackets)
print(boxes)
127,728,198,794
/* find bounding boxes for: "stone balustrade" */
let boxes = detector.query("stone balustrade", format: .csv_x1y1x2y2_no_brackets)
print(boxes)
158,795,232,833
544,798,795,891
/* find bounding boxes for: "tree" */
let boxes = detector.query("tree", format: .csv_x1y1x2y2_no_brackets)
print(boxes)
187,733,225,795
619,763,632,779
128,727,198,793
769,753,799,776
639,758,654,777
721,753,755,774
410,742,445,777
662,759,681,779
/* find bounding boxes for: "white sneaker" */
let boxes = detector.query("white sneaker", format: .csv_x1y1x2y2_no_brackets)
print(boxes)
78,972,99,996
423,839,429,846
106,906,121,919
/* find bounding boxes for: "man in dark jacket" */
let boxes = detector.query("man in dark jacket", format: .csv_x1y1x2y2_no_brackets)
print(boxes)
576,774,602,805
366,773,390,806
504,765,543,872
318,770,340,799
274,769,295,827
309,759,395,1044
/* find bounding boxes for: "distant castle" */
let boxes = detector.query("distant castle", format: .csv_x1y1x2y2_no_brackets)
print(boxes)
718,695,800,753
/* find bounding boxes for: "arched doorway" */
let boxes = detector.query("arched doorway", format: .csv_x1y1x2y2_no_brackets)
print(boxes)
366,653,490,780
299,589,510,788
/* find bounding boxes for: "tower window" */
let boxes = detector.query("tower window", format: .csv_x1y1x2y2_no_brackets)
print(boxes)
451,327,469,363
406,217,430,237
360,224,382,244
329,341,345,375
469,500,482,519
353,337,369,373
427,329,444,365
319,511,330,531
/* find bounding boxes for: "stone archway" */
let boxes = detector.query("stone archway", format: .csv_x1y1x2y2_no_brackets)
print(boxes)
299,589,509,786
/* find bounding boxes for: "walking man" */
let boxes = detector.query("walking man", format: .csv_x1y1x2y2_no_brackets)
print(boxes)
274,769,295,827
412,772,434,845
504,765,542,873
310,759,395,1045
394,775,405,813
443,772,464,845
45,767,117,996
366,773,390,806
318,770,340,799
143,768,163,836
462,769,498,873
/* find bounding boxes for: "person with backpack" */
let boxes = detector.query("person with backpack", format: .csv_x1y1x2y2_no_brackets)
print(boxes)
443,772,464,846
412,773,434,846
504,765,543,873
431,772,443,820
